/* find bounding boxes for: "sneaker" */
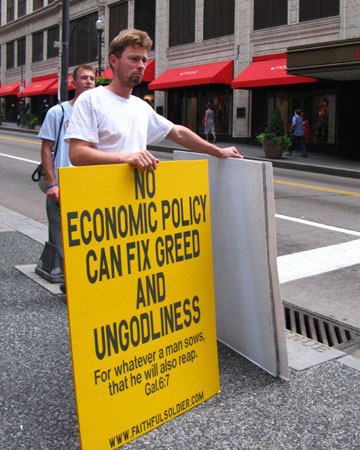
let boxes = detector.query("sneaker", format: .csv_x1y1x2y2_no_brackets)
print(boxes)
302,154,308,158
60,282,66,294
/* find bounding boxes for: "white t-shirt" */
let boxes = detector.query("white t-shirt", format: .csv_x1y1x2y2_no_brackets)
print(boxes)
38,101,73,183
64,86,173,153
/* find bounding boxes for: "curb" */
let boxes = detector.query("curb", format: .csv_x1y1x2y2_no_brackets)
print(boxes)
0,125,39,135
245,156,360,179
2,126,359,179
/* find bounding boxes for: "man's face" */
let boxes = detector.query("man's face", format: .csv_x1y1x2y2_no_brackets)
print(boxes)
111,45,148,87
72,69,96,95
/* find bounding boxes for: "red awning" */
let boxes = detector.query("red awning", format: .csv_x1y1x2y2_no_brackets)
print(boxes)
142,59,155,82
20,78,57,97
45,76,74,95
0,81,20,97
100,67,113,78
149,60,234,90
100,59,155,82
232,55,317,89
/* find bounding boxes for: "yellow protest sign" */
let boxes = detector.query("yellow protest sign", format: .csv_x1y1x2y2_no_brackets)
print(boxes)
59,161,220,449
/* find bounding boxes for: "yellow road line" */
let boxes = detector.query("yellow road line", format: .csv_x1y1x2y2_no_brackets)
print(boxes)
1,132,359,197
0,135,40,145
274,179,360,197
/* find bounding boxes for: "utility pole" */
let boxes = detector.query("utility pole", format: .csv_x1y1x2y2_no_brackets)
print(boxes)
60,0,70,102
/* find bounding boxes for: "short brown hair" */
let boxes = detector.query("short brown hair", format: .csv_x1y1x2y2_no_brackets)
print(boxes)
109,29,153,64
72,64,96,80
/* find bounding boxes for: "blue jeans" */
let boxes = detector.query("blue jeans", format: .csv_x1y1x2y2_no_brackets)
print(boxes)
289,134,307,155
46,197,63,273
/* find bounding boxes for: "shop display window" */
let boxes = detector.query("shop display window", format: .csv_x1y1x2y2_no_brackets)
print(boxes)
312,93,336,144
252,86,337,148
168,87,232,137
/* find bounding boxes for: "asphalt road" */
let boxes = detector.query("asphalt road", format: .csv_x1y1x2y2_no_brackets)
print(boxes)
1,129,360,334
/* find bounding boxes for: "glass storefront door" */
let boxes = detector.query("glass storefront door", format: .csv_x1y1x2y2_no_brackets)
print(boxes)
167,85,233,138
252,84,337,152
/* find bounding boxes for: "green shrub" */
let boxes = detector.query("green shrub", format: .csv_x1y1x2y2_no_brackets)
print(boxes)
265,107,285,137
96,76,111,86
24,112,39,125
256,107,290,150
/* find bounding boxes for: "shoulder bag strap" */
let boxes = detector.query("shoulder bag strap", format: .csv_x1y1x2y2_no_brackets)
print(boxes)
52,104,65,161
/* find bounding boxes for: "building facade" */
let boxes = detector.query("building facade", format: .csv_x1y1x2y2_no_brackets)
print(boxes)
0,0,359,157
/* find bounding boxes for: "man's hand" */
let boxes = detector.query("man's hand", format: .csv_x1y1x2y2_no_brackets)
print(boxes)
47,185,60,203
167,125,244,159
217,147,244,159
120,150,159,171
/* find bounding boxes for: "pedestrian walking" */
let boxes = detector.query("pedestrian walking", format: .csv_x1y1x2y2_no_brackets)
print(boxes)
203,103,216,143
287,109,308,157
301,112,310,143
38,64,96,293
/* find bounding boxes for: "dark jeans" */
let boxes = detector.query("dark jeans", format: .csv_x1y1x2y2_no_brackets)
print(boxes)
289,134,307,155
46,197,63,273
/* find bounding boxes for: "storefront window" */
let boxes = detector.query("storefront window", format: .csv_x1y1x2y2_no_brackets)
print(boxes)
132,84,154,107
252,86,336,148
168,86,232,137
312,93,336,144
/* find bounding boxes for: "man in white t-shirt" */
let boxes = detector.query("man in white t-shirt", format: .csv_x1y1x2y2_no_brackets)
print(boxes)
38,65,96,285
66,29,243,171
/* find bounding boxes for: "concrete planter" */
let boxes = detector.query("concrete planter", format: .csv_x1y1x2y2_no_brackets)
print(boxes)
262,140,284,159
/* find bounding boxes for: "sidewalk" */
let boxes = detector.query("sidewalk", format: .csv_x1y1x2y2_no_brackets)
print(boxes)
1,211,360,449
1,122,360,448
2,120,360,179
148,138,360,179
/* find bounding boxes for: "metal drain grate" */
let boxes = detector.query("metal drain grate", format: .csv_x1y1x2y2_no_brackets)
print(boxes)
283,301,360,350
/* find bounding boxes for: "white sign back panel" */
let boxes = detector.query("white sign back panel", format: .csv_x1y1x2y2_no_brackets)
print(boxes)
174,152,289,379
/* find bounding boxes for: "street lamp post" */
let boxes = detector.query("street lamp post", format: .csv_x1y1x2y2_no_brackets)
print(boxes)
96,17,105,77
61,0,70,102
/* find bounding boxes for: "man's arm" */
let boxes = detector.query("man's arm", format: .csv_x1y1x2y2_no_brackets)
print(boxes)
69,139,159,171
290,116,296,132
41,139,59,202
167,124,243,159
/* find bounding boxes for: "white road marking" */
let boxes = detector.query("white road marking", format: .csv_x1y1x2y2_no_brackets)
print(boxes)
0,152,39,164
277,239,360,283
1,155,359,285
276,214,360,237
